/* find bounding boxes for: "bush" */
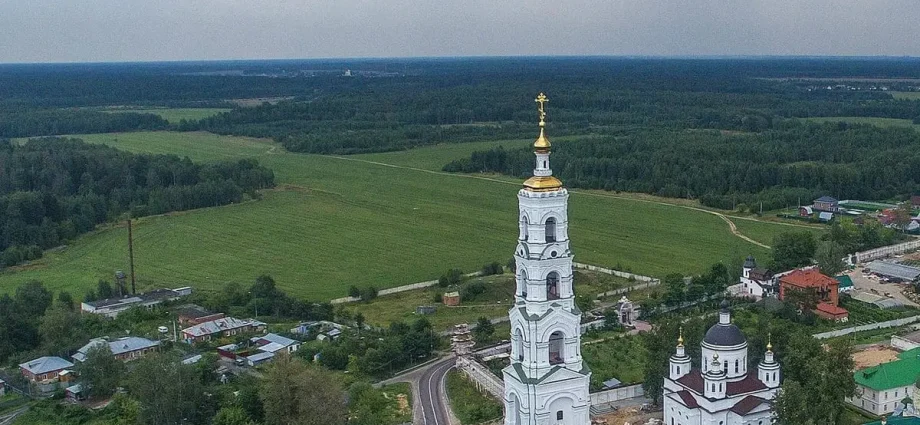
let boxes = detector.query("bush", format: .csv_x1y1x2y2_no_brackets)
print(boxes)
361,286,378,302
432,292,443,304
348,285,361,298
439,268,465,287
460,281,487,302
481,262,503,276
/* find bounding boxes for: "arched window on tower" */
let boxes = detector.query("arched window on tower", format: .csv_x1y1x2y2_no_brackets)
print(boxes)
548,331,564,365
545,217,556,243
521,216,529,241
518,269,528,298
546,272,560,300
734,359,739,374
514,328,524,362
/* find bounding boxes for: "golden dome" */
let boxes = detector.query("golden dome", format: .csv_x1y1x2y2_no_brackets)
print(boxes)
523,175,563,192
677,327,684,347
534,125,551,152
767,333,773,351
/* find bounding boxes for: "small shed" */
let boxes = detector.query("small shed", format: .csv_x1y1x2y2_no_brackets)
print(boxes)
799,206,813,217
416,305,436,315
65,384,84,402
0,378,6,397
818,212,834,222
835,275,854,293
246,351,275,367
443,292,461,306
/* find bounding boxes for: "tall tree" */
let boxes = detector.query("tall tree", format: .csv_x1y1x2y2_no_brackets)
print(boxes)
79,343,124,399
771,232,817,271
474,316,495,343
14,280,53,318
39,303,84,356
260,353,347,425
772,332,856,424
127,353,210,425
815,242,846,276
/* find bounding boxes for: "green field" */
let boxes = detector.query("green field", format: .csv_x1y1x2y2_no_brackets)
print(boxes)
0,131,804,300
891,91,920,100
801,116,920,131
729,217,824,248
103,108,230,123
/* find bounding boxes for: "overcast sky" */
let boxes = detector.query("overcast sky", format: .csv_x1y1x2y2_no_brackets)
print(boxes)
1,0,918,63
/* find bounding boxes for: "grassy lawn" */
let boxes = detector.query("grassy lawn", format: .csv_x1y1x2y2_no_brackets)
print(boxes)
800,116,920,131
581,334,647,391
343,275,514,332
1,131,801,300
102,108,230,123
729,217,824,248
891,91,920,100
445,370,503,425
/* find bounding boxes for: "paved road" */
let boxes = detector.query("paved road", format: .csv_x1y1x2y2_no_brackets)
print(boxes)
419,357,457,425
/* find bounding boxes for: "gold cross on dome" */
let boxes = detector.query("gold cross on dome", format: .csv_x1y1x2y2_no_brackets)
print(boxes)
535,92,548,121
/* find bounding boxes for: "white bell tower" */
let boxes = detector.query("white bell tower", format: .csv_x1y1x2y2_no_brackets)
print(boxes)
503,93,591,425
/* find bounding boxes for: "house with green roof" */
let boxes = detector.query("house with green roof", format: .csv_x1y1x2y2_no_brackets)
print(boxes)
848,347,920,416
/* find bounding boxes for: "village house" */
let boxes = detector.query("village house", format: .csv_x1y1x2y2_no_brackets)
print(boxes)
81,287,192,318
779,268,849,322
19,356,74,383
72,337,160,363
175,304,225,326
813,196,840,213
250,333,300,354
181,317,266,344
847,347,920,416
731,255,776,300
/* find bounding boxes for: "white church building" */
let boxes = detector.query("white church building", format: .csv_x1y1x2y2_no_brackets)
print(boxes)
663,301,781,425
502,93,591,425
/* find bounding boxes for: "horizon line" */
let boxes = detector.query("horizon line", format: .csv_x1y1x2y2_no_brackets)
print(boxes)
2,54,920,67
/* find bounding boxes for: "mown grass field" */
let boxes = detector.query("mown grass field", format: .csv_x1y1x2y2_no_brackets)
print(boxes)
729,217,824,248
891,91,920,100
103,108,230,123
801,116,920,131
0,131,803,300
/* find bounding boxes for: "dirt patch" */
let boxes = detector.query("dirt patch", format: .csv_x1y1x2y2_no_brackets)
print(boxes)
852,345,900,369
593,406,661,425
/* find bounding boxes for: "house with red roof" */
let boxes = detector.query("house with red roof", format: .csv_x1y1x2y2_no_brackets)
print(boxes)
779,268,849,322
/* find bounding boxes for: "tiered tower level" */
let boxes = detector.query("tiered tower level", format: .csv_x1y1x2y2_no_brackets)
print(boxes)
502,93,591,425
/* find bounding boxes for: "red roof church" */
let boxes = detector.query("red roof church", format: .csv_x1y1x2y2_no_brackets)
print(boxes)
779,268,849,321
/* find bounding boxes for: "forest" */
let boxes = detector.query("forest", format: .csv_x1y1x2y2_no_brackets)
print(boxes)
0,138,275,268
4,58,920,153
444,121,920,211
2,58,920,206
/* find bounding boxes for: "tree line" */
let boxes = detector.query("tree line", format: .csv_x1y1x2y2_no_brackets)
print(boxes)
444,121,920,212
0,137,275,268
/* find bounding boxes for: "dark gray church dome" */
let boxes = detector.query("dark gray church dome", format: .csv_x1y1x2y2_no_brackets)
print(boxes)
703,323,747,347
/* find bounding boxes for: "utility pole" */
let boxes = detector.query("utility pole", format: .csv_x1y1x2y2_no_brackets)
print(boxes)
128,218,136,295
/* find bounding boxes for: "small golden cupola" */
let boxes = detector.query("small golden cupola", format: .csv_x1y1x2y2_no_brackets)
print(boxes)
523,92,563,192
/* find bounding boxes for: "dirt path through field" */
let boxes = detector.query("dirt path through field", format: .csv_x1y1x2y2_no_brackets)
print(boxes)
327,155,781,249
